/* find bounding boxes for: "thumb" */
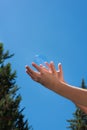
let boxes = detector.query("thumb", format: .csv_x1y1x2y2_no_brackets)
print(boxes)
58,63,64,82
58,63,62,73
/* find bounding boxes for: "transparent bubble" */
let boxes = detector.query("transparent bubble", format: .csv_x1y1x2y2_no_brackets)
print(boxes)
34,54,48,67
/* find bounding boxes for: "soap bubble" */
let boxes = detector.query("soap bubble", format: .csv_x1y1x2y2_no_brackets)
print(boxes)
34,54,48,67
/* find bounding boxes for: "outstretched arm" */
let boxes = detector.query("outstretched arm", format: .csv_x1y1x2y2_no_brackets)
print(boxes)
25,62,87,112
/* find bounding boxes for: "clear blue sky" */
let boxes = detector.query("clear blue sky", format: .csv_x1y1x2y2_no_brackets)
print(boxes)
0,0,87,130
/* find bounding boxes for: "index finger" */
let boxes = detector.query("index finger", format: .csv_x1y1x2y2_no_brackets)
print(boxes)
25,65,39,77
32,62,42,72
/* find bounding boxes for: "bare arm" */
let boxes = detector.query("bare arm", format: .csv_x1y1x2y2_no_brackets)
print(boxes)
25,62,87,110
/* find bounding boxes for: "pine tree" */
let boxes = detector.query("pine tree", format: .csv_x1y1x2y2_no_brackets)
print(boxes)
0,43,32,130
67,79,87,130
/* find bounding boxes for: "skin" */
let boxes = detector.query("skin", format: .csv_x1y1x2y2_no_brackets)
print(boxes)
25,61,87,114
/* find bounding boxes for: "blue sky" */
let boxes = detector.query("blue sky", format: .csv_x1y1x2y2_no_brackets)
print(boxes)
0,0,87,130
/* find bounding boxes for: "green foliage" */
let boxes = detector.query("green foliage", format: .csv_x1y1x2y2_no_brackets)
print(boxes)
67,79,87,130
0,43,14,64
0,43,32,130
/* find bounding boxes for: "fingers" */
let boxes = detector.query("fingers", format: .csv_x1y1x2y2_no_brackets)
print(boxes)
58,63,63,73
26,65,33,74
45,62,50,68
44,62,50,71
25,65,38,76
25,65,41,82
32,62,42,72
44,61,56,73
50,61,56,73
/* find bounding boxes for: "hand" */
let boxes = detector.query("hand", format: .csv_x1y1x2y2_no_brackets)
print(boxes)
26,61,87,109
25,61,64,91
45,62,64,83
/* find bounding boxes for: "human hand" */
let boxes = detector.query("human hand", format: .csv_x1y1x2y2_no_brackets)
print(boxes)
25,62,64,91
45,62,64,83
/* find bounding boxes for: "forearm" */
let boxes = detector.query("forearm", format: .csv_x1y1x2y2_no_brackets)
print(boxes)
57,82,87,114
53,81,87,107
